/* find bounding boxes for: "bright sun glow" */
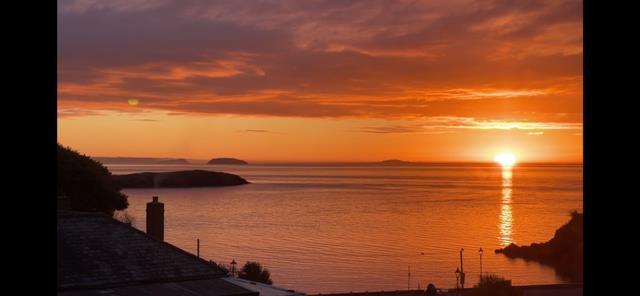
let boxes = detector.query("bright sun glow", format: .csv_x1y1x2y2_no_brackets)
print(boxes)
494,153,517,167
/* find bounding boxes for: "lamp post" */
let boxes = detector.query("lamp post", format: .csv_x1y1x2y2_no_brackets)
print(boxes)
407,264,411,291
230,259,237,277
459,248,465,289
478,248,484,279
455,267,460,289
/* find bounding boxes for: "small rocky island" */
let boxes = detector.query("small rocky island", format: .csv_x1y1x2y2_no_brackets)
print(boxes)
112,170,249,188
376,159,415,166
207,158,248,165
495,211,583,282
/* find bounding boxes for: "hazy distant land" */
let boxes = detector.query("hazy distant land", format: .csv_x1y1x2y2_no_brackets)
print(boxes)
96,157,192,165
96,156,582,167
153,158,189,164
375,159,416,166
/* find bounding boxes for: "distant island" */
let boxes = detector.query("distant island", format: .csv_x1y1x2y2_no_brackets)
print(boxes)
207,158,248,165
495,211,583,282
376,159,416,166
112,170,249,188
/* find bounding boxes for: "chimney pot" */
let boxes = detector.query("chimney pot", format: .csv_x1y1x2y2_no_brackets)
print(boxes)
146,196,164,241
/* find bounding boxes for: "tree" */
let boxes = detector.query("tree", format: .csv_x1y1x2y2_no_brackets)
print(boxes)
238,261,273,285
58,144,128,215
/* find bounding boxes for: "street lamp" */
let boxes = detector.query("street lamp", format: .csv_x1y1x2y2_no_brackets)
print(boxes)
478,248,484,278
459,248,465,289
230,259,237,277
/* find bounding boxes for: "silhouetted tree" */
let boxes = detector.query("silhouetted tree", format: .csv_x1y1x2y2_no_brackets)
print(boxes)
425,283,437,296
471,274,519,296
238,261,273,285
58,144,128,215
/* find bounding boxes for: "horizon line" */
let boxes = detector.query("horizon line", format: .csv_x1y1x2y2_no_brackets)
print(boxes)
94,156,582,166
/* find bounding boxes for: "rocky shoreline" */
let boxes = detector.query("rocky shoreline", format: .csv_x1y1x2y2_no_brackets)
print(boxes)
495,212,583,282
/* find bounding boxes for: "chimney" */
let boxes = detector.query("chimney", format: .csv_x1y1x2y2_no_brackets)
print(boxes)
146,196,164,241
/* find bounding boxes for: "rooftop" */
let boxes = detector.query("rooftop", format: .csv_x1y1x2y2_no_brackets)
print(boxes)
59,278,257,296
57,210,255,296
224,277,306,296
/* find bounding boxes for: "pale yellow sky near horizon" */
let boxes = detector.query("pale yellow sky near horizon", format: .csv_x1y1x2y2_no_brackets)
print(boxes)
58,111,582,163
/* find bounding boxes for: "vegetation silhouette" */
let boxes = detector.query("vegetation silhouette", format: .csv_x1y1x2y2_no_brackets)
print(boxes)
58,144,128,215
470,274,519,296
238,261,273,285
495,211,583,282
425,283,437,296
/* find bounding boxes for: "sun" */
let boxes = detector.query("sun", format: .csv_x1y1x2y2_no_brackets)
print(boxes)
494,153,517,167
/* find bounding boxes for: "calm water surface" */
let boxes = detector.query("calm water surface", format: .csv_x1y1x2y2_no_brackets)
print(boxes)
109,164,582,293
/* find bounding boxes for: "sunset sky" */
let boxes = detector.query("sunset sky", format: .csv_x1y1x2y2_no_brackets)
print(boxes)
57,0,582,163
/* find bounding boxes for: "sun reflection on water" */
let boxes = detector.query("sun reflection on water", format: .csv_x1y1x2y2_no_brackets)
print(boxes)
499,167,513,246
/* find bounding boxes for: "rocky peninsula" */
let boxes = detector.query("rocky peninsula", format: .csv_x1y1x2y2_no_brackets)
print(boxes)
112,170,249,188
495,211,583,282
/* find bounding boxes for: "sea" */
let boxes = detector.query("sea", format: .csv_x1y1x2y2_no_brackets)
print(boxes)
107,163,583,294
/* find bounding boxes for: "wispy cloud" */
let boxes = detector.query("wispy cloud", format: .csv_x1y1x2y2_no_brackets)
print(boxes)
57,108,102,118
416,88,556,101
353,117,581,134
241,129,270,133
350,124,455,134
130,118,159,122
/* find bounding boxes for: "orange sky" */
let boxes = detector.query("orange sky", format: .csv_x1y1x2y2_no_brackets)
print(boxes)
57,0,582,163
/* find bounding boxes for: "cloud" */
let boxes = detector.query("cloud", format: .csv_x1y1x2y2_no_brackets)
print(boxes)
130,118,159,122
57,108,102,118
241,129,270,133
352,117,581,134
58,0,582,126
350,124,454,134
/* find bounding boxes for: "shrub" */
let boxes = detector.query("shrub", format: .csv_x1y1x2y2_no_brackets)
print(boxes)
471,274,519,296
238,261,273,285
58,144,128,215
